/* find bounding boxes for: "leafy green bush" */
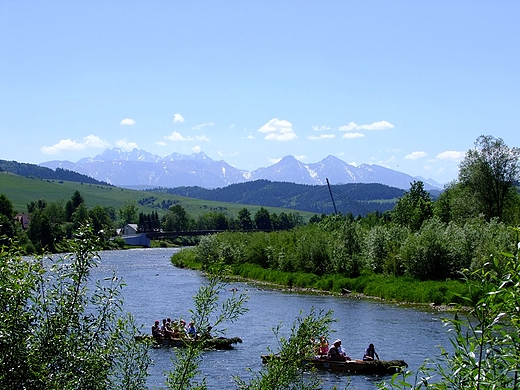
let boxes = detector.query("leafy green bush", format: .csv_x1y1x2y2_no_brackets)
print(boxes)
0,225,151,389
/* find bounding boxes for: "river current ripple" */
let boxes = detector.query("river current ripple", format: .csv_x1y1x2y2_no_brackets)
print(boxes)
92,247,452,390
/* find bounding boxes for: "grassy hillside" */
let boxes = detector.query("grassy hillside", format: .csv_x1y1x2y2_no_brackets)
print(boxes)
0,172,316,221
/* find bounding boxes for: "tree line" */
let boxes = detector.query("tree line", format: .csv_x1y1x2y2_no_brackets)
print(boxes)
174,135,520,284
0,190,305,254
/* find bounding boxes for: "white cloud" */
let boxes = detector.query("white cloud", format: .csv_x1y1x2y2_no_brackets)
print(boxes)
120,118,136,125
405,151,427,160
41,139,84,154
339,120,394,131
312,125,331,132
173,113,185,123
41,135,109,154
247,134,254,139
191,145,201,153
307,133,335,140
164,131,210,142
156,141,167,146
342,132,365,139
116,139,138,151
84,135,109,148
436,150,465,160
295,155,307,161
258,118,297,141
192,122,214,131
165,132,188,141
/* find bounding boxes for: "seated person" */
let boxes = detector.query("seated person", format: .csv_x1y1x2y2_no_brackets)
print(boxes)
318,336,329,356
201,325,213,340
328,339,350,361
151,320,164,338
161,318,175,339
363,343,380,361
186,322,197,339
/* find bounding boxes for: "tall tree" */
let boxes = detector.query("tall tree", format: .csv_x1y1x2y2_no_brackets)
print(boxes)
118,202,139,226
459,135,520,222
0,194,16,242
392,181,433,231
237,208,253,231
0,194,14,218
65,190,85,222
163,204,191,232
254,207,272,230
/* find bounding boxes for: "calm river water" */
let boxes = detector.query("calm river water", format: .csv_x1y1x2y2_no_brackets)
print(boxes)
92,247,453,390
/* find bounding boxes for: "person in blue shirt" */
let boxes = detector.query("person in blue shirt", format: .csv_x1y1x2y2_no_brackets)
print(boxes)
186,321,197,339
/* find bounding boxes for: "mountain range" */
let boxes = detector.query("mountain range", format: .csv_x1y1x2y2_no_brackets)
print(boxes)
39,148,443,190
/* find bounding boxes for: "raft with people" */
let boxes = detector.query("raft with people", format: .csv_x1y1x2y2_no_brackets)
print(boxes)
260,354,407,375
137,334,243,349
136,318,242,350
304,357,407,375
261,338,407,376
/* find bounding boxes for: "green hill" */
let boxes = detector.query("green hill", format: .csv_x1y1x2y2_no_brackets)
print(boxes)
0,159,109,185
0,172,316,221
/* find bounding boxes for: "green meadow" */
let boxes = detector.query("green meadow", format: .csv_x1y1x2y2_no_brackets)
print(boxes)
0,171,316,221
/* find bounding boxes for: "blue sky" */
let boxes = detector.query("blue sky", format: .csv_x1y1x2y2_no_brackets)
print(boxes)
1,1,519,185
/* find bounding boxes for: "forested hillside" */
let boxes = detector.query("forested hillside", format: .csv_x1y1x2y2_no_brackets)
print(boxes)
0,159,109,185
152,180,407,215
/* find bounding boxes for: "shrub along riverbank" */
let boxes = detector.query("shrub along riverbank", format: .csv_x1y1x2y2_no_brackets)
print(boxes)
169,212,517,307
171,247,474,306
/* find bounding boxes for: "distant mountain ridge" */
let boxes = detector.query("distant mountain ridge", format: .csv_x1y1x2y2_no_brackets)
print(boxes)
39,148,443,190
156,180,407,215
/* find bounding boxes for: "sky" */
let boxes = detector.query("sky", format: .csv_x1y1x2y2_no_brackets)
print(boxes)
1,1,519,185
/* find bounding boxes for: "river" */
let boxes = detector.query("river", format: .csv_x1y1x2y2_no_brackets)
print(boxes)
92,247,453,390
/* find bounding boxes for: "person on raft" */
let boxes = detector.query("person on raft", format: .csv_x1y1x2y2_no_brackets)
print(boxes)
327,339,351,361
151,320,164,338
363,343,380,361
318,335,329,356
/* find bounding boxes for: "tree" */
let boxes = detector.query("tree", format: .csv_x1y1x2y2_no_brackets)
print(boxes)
237,207,253,230
392,181,433,231
0,194,16,242
65,190,85,222
433,181,480,224
165,269,249,390
163,204,191,232
459,135,520,222
254,207,272,230
119,202,139,226
0,194,14,218
27,208,55,252
89,205,115,239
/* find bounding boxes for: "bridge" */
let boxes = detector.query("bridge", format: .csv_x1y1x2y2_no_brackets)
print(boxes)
120,230,228,248
120,229,272,248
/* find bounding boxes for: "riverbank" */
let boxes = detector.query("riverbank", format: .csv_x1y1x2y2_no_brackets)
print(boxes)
171,249,472,310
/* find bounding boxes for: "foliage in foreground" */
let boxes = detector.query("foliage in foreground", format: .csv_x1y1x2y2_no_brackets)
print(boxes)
163,265,344,390
234,308,338,390
0,225,151,390
165,268,249,390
